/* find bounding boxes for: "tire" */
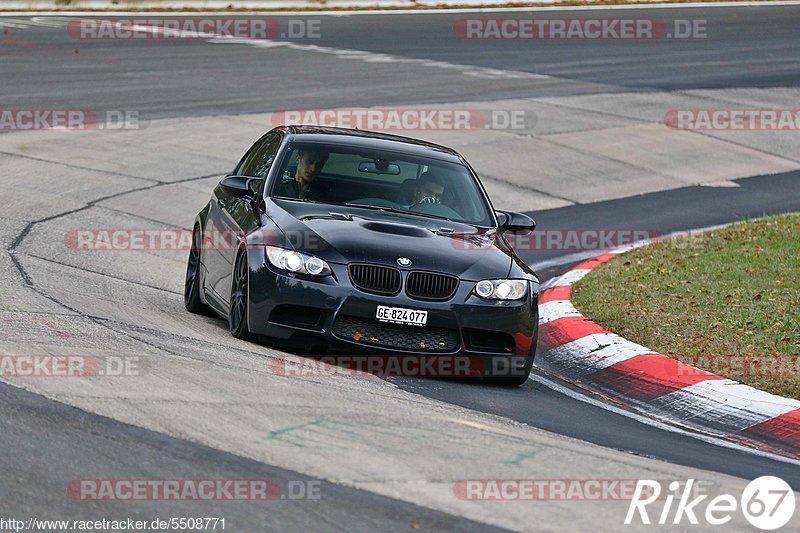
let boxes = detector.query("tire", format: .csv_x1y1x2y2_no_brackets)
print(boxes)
483,354,535,386
229,247,254,341
184,224,213,315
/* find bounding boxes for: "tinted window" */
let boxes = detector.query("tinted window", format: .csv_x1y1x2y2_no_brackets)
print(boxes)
240,133,280,178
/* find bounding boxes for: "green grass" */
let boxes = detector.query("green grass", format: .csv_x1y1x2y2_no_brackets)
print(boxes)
571,214,800,399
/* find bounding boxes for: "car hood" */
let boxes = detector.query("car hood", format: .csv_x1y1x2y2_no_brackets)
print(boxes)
264,199,513,281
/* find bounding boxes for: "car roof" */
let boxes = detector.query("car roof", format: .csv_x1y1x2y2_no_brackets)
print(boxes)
275,125,465,163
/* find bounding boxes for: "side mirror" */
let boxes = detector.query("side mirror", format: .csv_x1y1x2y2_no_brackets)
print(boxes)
220,175,263,198
497,210,536,234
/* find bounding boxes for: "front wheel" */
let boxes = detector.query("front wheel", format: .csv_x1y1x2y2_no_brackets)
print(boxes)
229,248,254,341
483,354,534,386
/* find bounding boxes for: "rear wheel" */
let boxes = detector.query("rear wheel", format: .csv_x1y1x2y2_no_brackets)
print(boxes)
229,248,254,340
184,224,213,315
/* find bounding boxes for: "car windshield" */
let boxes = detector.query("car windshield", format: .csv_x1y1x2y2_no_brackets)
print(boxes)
270,142,494,226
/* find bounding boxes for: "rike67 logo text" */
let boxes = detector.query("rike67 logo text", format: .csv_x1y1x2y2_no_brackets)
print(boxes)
626,477,795,530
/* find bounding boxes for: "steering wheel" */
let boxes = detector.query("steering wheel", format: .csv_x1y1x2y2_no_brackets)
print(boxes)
413,196,441,206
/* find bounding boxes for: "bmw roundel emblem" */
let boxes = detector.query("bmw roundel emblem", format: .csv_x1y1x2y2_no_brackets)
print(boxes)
397,257,412,267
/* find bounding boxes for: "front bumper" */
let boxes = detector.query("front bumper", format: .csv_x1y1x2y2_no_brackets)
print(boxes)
247,252,538,362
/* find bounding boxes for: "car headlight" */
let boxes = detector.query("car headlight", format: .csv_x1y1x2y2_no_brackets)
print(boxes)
474,279,528,300
266,246,331,276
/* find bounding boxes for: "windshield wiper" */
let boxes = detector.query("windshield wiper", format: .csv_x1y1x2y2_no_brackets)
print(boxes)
344,202,402,213
343,202,453,223
274,196,317,203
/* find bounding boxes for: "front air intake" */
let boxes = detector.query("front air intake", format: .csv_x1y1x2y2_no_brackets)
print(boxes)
406,271,459,301
348,264,402,295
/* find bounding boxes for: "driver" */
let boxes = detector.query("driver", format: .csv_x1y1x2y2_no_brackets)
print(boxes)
276,148,330,200
412,171,446,205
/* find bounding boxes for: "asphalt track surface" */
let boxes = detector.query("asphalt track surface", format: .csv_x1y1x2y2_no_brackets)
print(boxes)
1,6,800,117
0,382,504,532
2,5,800,531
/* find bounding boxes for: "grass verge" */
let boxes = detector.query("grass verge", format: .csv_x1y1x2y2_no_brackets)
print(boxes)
571,213,800,399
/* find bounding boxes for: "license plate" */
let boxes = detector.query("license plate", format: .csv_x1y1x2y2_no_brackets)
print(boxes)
376,305,428,326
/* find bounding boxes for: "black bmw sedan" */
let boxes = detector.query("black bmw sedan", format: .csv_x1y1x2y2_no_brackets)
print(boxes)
185,126,539,385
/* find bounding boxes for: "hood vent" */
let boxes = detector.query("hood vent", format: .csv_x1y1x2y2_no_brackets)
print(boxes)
361,221,430,238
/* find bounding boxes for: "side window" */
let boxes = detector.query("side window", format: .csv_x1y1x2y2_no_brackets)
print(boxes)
241,133,281,178
233,139,260,175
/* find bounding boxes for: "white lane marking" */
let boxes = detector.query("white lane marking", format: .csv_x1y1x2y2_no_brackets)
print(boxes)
112,22,549,81
6,2,800,16
652,379,800,431
0,18,32,28
448,417,523,438
548,268,591,287
541,333,652,372
0,16,70,29
538,299,582,324
29,16,73,28
207,37,550,80
531,373,800,466
701,180,741,187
